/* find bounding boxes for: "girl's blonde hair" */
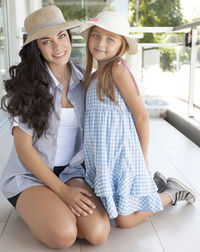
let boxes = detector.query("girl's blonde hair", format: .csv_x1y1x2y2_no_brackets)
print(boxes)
83,27,129,105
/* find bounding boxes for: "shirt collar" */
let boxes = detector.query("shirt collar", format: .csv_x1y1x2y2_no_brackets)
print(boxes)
46,63,60,87
68,60,84,89
46,60,84,90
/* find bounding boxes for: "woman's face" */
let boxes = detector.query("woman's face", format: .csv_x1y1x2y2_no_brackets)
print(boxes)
37,30,71,69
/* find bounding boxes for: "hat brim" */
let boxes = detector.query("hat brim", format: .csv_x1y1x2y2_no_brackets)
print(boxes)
23,20,81,47
79,21,138,55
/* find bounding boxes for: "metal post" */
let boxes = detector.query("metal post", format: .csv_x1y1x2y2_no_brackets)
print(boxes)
176,46,180,72
85,0,88,19
135,0,139,26
188,28,197,118
2,0,11,70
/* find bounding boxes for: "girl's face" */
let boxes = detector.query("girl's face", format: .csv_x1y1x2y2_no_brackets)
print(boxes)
37,30,71,69
89,26,122,62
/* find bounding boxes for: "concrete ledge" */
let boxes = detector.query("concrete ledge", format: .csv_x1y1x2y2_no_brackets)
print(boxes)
147,108,167,118
166,109,200,147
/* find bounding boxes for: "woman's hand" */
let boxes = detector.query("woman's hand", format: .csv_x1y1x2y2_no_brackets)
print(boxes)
13,127,96,217
61,185,96,217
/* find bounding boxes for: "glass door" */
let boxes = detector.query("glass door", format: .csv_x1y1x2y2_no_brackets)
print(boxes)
0,0,8,99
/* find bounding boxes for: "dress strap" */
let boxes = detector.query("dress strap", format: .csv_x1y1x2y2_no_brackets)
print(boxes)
117,58,140,95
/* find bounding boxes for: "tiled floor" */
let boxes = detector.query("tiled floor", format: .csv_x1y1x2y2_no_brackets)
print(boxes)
0,118,200,252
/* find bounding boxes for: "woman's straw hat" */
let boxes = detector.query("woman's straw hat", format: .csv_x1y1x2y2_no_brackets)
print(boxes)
23,5,80,46
79,11,138,54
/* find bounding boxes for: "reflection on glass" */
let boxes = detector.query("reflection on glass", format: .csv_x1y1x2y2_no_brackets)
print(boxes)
0,0,6,98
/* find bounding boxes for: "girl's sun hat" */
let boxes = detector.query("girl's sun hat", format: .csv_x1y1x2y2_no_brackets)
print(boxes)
79,11,138,55
23,5,80,47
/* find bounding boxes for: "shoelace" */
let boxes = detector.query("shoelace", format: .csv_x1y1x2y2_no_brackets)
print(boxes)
172,191,190,205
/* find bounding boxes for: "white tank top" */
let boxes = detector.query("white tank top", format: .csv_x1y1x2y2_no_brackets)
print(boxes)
54,108,79,166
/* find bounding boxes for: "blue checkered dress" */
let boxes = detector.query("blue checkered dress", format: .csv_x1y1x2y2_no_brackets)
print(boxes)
84,78,163,219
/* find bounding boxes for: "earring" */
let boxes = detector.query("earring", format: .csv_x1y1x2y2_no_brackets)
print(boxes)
38,50,41,55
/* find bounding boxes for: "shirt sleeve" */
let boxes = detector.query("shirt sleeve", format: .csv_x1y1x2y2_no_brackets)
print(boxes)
11,116,34,137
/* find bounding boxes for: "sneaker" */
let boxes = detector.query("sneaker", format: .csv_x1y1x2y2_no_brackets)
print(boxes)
166,178,196,205
153,171,167,193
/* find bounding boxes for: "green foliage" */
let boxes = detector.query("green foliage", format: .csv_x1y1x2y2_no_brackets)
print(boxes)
59,4,113,21
129,0,184,43
129,0,186,71
160,47,176,72
130,0,184,27
179,49,189,63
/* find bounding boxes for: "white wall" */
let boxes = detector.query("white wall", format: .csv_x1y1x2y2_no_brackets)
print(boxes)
144,49,160,68
5,0,26,65
5,0,42,66
112,0,129,19
27,0,42,14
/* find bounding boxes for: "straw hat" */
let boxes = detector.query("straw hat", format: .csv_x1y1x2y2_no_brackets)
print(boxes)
79,11,138,54
23,5,80,46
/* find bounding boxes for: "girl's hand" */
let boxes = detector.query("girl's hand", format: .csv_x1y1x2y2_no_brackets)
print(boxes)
61,186,96,217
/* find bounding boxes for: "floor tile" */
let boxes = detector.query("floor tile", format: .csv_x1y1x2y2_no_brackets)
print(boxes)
162,146,200,160
0,210,81,252
150,130,197,148
184,173,200,195
0,222,5,236
0,192,12,222
149,118,175,131
0,117,199,251
80,220,164,252
168,152,200,174
151,199,200,252
148,140,166,160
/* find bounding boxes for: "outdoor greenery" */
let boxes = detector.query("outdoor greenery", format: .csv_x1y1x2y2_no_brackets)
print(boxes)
129,0,184,42
160,47,176,72
46,1,198,72
59,4,113,21
129,0,187,71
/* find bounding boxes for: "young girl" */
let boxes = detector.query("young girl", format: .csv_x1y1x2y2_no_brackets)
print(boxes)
80,11,196,228
0,6,110,248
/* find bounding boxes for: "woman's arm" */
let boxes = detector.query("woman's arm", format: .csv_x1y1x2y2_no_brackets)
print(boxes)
112,62,149,165
13,126,95,216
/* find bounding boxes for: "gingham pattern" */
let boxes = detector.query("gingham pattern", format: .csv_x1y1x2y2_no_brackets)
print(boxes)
84,77,163,219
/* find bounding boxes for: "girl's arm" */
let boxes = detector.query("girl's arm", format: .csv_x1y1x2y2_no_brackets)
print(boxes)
112,61,149,166
13,126,95,216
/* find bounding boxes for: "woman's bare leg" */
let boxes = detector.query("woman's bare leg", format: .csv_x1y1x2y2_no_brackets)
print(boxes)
66,178,110,245
16,185,77,249
115,192,172,228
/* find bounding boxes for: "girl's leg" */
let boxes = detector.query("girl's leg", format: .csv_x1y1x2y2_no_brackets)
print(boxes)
66,178,110,245
115,192,172,229
16,185,77,249
115,176,196,229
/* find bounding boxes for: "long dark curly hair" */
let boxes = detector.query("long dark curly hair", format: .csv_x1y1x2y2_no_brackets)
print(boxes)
1,31,72,138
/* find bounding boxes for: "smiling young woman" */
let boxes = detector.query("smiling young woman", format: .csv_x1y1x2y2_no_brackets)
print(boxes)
0,6,110,249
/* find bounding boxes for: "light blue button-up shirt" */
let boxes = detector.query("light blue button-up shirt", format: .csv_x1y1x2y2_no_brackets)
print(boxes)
0,61,85,198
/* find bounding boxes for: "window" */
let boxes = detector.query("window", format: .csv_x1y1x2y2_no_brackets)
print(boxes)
0,0,9,99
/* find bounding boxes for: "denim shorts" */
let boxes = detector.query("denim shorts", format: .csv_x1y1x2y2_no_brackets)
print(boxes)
7,164,85,208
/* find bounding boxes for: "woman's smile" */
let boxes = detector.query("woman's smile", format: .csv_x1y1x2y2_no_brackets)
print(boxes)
53,51,66,58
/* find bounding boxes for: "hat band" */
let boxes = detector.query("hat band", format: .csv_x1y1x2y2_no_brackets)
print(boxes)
28,17,66,37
